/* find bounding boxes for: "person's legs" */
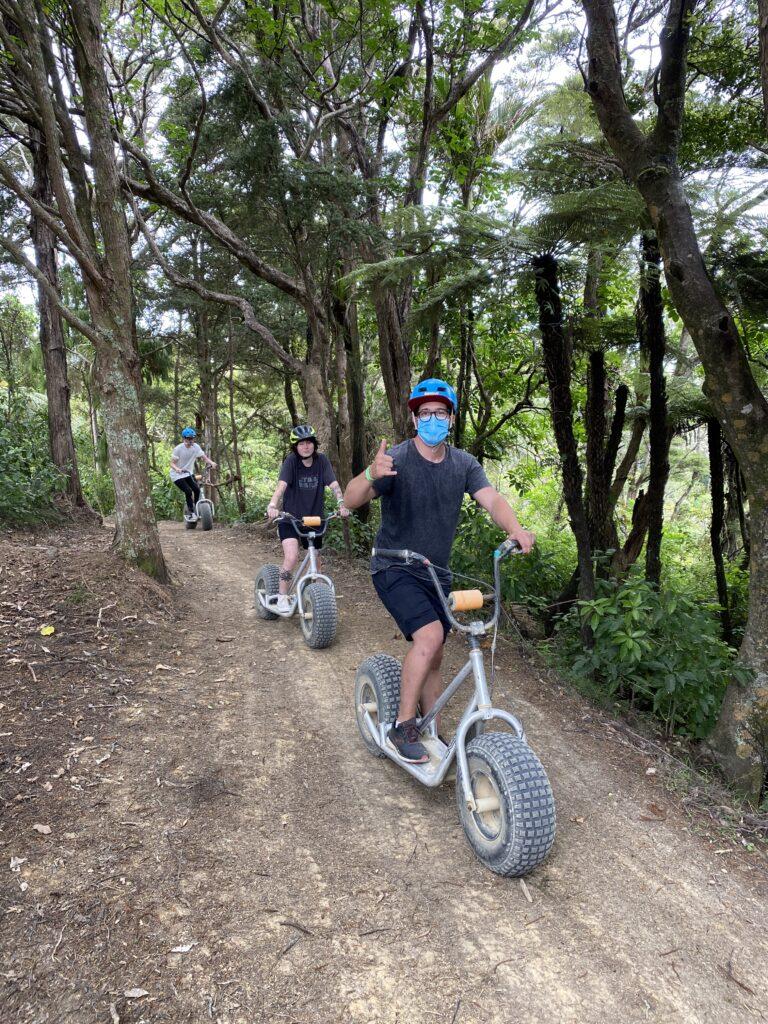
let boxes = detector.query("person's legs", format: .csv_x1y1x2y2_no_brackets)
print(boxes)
398,620,445,721
279,537,300,595
174,477,195,513
189,476,201,505
372,569,451,763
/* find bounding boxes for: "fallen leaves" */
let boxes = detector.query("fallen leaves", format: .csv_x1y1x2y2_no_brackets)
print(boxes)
39,625,55,636
32,823,52,835
123,988,149,999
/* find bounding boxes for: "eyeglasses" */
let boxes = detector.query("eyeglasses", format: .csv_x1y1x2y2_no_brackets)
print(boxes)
416,408,450,422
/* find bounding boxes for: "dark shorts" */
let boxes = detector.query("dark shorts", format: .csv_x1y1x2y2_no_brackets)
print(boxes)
372,567,451,642
278,522,323,550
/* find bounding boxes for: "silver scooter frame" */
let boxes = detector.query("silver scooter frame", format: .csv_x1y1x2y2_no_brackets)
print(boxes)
358,539,526,812
259,512,338,620
182,468,215,525
195,469,215,521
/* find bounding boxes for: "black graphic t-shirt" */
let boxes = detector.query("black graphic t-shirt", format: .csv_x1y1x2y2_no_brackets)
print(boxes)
279,452,336,519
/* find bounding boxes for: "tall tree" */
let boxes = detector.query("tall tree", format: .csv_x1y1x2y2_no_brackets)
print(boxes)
29,133,85,507
0,0,167,580
534,253,595,644
582,0,768,798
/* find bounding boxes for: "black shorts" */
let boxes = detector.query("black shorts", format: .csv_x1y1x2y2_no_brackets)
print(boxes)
277,522,323,550
372,567,451,642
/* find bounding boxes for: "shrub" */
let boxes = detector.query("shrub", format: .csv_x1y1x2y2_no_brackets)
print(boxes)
552,574,749,738
151,472,181,520
82,469,115,515
452,499,571,609
0,401,64,524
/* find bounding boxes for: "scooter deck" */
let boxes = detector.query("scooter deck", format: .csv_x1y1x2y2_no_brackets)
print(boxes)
384,732,457,782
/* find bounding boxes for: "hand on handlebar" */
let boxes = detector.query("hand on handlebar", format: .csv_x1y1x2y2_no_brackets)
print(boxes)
266,504,280,521
338,504,351,519
506,527,535,555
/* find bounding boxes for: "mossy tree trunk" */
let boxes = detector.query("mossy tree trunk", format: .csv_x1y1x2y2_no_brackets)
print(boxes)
583,0,768,798
30,133,86,507
534,253,595,646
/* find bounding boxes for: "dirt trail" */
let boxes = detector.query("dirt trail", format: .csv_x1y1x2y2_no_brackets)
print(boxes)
3,521,768,1024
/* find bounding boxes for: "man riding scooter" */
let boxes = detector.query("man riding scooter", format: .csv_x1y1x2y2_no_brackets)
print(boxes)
169,427,217,523
343,378,535,764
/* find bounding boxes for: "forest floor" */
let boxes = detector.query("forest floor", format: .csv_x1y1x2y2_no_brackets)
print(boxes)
1,519,767,1024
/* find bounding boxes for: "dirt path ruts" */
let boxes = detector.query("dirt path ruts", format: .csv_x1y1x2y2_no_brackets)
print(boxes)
3,520,767,1024
152,522,767,1024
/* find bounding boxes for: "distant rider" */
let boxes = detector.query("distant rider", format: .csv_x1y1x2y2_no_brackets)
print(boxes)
266,424,350,612
343,378,535,764
170,427,217,522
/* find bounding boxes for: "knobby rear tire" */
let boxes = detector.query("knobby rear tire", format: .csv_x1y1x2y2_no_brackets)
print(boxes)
254,564,281,621
354,654,402,757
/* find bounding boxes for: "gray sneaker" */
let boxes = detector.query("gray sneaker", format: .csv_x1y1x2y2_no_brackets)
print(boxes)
387,718,429,764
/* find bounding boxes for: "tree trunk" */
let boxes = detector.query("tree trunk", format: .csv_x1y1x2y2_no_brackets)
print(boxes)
71,0,167,581
582,0,768,796
172,338,180,439
533,254,595,645
373,285,412,442
585,350,612,552
759,0,768,134
30,133,85,506
328,289,360,485
284,375,300,426
343,299,367,480
455,310,471,449
227,323,245,514
710,497,768,802
638,233,669,587
333,312,353,486
707,419,734,645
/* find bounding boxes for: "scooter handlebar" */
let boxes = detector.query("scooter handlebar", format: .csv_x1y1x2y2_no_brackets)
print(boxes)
372,540,521,634
371,547,426,563
494,538,522,559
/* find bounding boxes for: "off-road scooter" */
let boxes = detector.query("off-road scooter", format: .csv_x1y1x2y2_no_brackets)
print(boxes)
354,538,556,877
183,468,215,531
254,512,339,649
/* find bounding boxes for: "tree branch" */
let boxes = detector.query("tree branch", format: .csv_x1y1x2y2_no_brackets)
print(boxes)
0,230,101,346
130,198,303,375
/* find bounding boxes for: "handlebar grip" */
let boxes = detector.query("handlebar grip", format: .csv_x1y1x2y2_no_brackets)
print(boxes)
494,538,522,559
372,547,409,559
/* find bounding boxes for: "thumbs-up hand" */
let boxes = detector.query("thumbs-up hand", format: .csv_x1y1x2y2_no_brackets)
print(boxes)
370,439,397,480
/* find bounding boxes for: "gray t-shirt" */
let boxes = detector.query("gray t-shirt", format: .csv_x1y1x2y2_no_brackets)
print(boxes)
169,442,204,481
371,440,491,575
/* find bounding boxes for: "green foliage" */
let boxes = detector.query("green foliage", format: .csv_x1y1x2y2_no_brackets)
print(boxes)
151,473,181,520
324,502,381,560
452,499,571,608
81,469,115,516
0,398,63,524
552,576,748,738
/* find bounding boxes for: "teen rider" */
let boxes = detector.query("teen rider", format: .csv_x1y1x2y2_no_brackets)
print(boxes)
343,378,535,764
170,427,217,521
266,424,350,612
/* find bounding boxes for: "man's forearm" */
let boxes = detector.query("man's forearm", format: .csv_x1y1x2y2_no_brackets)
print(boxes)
489,493,523,535
343,470,376,509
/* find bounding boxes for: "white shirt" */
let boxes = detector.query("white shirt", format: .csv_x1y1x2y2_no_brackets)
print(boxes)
170,442,204,481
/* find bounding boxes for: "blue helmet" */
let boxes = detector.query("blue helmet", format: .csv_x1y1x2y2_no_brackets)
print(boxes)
408,378,457,413
181,427,197,439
